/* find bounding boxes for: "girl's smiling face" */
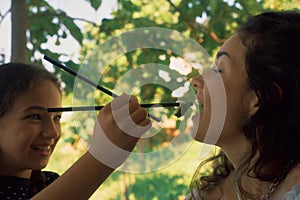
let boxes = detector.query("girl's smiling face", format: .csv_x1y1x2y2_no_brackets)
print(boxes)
191,34,258,146
0,80,62,178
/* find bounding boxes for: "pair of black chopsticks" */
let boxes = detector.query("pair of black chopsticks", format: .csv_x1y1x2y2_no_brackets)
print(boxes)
44,55,192,122
47,102,184,112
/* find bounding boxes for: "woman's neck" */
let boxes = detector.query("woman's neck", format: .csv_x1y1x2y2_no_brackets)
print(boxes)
219,132,249,169
219,133,282,198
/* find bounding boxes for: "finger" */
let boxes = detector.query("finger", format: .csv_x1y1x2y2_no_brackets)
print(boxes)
130,107,149,125
111,96,140,119
99,101,112,116
128,95,140,114
111,93,132,110
112,105,151,138
100,94,136,117
131,108,152,135
129,95,139,104
139,118,152,127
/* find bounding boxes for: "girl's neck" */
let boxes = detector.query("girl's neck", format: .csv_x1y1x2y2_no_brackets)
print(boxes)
0,163,32,179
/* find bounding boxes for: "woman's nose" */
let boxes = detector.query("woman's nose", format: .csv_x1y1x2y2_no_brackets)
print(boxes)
191,75,204,90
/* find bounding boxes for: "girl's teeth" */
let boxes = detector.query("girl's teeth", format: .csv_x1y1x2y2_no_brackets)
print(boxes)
31,145,50,151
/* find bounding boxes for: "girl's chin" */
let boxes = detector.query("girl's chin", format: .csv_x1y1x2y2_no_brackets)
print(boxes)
31,163,48,171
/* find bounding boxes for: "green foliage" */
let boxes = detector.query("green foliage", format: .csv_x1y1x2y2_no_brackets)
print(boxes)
13,0,299,95
80,142,206,199
15,0,103,94
127,173,188,199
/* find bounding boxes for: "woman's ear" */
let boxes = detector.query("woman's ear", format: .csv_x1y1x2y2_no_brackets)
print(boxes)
246,90,259,117
272,82,283,103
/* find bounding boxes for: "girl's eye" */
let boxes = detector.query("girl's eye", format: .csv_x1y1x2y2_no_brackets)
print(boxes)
27,114,41,120
53,115,61,122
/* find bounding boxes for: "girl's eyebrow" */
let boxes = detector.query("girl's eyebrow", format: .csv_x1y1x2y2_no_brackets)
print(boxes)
216,50,231,60
23,106,48,112
24,106,62,115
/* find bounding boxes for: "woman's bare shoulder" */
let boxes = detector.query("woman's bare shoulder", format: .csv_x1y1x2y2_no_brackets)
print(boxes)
282,181,300,200
278,163,300,200
285,164,300,187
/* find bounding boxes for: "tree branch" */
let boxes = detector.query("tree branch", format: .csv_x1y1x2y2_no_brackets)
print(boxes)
70,17,99,27
166,0,226,43
0,8,11,26
30,11,100,28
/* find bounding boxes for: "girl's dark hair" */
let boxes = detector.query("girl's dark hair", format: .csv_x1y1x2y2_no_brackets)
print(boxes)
0,62,61,117
190,10,300,199
0,62,61,196
29,170,47,197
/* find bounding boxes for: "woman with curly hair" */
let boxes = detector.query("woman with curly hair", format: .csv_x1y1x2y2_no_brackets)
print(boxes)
188,11,300,199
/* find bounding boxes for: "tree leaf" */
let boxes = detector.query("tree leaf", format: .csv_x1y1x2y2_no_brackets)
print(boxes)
87,0,102,10
62,17,83,45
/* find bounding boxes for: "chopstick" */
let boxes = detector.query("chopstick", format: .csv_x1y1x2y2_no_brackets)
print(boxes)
47,102,190,112
44,55,118,98
44,55,166,122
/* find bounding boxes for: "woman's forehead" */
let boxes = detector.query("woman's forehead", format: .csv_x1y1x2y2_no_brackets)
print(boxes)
218,34,246,68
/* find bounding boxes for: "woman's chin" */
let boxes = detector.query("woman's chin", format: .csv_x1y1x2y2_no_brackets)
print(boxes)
191,113,202,140
191,112,210,142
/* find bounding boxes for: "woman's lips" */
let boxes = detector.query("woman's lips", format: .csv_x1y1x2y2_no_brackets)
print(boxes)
196,93,203,106
195,92,204,114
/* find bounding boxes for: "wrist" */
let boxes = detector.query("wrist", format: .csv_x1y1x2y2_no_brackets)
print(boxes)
88,123,132,169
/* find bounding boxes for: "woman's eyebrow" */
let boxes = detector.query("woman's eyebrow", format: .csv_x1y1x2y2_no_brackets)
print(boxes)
216,50,231,60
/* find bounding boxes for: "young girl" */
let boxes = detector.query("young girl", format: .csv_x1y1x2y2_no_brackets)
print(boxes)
0,63,62,199
0,63,151,199
188,11,300,199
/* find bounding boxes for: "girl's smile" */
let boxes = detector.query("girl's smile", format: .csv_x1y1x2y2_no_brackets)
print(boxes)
0,80,62,178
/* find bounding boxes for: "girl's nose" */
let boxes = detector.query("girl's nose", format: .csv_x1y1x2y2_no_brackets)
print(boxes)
42,120,61,139
191,75,204,90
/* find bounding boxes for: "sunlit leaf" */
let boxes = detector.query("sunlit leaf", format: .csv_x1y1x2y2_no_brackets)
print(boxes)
61,17,83,45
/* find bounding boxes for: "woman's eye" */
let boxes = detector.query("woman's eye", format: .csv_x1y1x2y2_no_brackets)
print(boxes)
212,67,223,73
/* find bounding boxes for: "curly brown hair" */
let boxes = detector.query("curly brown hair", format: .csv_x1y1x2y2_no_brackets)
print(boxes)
190,10,300,199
